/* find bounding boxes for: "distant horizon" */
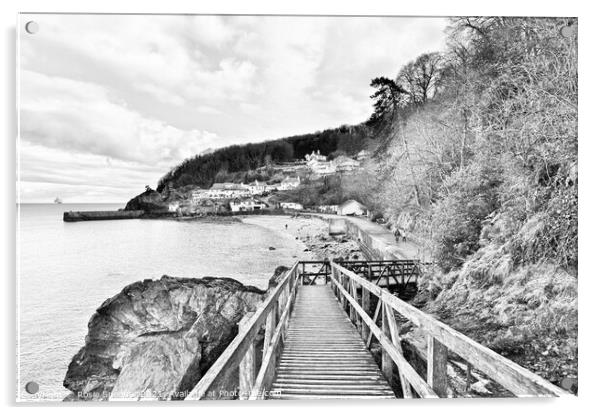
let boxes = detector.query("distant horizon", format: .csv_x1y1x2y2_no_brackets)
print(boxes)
18,201,126,205
18,14,447,203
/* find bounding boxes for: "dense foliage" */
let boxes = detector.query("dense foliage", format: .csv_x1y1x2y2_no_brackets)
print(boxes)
363,17,577,273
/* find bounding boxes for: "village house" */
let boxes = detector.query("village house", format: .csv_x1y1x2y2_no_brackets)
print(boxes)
247,180,269,195
277,176,301,191
355,150,370,161
304,150,327,163
307,158,336,175
191,189,211,204
280,202,303,211
207,182,251,199
317,204,338,214
334,155,360,173
304,150,336,175
229,199,267,212
337,199,368,216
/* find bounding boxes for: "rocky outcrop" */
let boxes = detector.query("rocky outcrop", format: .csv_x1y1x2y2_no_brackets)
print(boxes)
63,276,265,401
124,189,169,212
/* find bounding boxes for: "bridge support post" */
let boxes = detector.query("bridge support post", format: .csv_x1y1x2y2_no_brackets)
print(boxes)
427,335,448,397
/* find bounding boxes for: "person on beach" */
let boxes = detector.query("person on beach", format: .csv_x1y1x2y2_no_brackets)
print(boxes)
285,224,288,230
401,228,407,243
393,227,401,243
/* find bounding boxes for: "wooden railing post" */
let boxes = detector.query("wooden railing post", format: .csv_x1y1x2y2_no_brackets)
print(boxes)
427,335,448,397
361,286,370,342
381,299,394,386
263,310,275,360
341,275,348,311
238,314,256,399
350,280,357,325
384,304,413,399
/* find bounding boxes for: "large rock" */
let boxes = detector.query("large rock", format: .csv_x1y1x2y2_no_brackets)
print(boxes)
124,189,169,212
63,276,265,401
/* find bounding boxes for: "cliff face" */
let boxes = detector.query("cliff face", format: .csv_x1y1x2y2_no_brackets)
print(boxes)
63,276,265,401
124,189,169,212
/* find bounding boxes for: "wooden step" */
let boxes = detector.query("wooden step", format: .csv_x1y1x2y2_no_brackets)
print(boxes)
268,285,395,400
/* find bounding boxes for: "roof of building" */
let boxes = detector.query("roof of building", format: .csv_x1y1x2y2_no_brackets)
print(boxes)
211,183,248,191
281,176,300,184
339,199,367,209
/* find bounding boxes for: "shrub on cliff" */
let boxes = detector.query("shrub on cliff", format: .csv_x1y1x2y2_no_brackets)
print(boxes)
431,163,501,272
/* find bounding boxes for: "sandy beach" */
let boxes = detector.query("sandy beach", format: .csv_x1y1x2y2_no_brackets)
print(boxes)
242,215,365,262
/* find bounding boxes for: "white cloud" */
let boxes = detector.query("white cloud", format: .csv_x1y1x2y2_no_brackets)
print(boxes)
20,70,221,166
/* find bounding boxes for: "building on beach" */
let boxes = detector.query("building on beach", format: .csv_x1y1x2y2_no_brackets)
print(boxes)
337,200,368,216
280,202,303,211
229,199,267,212
317,205,338,214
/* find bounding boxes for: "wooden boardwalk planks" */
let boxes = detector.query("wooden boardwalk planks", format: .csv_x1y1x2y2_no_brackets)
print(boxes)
269,285,395,400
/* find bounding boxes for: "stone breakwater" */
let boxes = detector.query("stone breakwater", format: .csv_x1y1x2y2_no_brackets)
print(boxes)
63,210,145,222
62,274,291,401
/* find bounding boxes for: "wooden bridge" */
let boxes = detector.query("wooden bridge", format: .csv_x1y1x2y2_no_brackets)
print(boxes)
185,260,569,400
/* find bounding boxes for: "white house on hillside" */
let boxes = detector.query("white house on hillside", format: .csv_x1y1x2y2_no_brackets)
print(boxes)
304,150,327,162
248,180,269,195
356,150,370,161
191,189,211,204
277,176,301,191
207,183,251,199
337,200,368,216
334,156,360,173
307,159,336,175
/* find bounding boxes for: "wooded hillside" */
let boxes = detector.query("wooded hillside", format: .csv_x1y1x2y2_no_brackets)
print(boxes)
156,124,372,191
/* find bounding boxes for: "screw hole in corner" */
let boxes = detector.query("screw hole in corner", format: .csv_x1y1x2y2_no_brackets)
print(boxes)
25,21,39,35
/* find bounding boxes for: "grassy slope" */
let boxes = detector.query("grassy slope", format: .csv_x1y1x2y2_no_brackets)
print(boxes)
415,213,578,387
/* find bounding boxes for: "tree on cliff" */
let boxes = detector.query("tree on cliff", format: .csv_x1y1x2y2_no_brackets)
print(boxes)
367,77,407,125
396,52,444,105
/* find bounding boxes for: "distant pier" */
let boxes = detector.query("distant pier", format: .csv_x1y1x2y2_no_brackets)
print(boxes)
63,210,145,222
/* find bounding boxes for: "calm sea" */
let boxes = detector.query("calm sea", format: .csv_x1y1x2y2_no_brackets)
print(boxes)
17,203,308,401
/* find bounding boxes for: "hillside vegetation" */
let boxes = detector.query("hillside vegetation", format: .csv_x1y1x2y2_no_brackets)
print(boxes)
156,124,372,191
355,17,578,387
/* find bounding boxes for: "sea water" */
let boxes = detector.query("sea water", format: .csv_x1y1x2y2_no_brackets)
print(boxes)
17,203,308,401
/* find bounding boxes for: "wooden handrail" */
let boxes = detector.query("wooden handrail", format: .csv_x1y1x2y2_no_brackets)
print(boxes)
330,271,438,398
330,261,570,398
248,270,300,399
185,262,300,400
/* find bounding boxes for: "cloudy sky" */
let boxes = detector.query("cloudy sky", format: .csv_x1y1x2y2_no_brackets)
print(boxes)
18,14,447,203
